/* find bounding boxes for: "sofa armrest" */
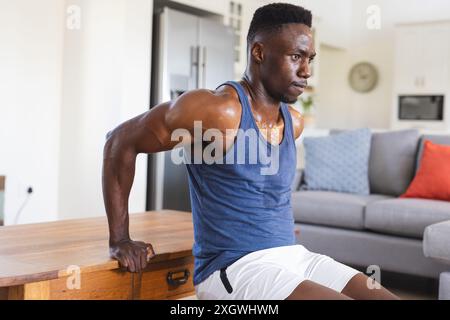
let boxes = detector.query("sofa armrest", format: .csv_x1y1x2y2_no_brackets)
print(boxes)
423,220,450,264
291,168,304,192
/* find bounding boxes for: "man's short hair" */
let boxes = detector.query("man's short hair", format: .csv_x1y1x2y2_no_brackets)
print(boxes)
247,3,312,44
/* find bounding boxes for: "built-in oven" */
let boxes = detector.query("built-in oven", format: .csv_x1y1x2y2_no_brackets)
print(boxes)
398,95,444,121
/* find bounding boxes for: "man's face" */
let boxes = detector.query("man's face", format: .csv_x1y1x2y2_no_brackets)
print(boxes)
255,24,316,104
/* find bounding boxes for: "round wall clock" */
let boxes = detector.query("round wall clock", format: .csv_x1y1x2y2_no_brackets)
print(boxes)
348,62,378,93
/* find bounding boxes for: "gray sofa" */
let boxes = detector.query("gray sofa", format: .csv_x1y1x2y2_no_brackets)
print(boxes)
291,129,450,296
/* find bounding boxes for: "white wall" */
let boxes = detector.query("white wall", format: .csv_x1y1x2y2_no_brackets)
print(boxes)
0,0,65,224
58,0,153,220
314,45,352,129
314,0,450,130
296,0,352,49
0,0,153,224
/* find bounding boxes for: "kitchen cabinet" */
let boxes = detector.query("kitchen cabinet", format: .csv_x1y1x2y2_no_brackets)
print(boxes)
392,21,450,131
169,0,228,16
223,0,250,79
394,23,450,93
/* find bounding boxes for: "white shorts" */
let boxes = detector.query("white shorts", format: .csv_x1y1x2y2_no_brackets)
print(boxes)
195,245,361,300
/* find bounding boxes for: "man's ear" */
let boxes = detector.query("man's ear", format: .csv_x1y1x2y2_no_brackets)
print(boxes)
250,42,264,64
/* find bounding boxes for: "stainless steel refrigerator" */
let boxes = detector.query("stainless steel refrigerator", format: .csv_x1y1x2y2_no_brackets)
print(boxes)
147,7,235,212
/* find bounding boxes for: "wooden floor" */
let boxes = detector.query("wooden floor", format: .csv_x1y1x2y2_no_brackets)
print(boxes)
382,271,438,300
388,287,436,300
352,265,439,300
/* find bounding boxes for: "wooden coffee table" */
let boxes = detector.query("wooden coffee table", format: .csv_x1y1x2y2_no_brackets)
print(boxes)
0,210,195,300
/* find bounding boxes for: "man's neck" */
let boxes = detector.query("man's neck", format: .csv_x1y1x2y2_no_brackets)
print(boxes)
241,73,283,125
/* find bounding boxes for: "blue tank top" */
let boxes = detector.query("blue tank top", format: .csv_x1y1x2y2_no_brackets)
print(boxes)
186,81,297,286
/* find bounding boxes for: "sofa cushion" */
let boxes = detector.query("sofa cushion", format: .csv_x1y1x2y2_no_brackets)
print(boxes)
369,130,420,196
291,169,304,192
330,129,420,197
292,190,392,230
302,128,372,195
416,135,450,172
365,198,450,239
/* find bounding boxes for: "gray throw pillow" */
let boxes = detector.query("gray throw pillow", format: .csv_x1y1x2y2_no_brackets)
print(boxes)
302,128,372,195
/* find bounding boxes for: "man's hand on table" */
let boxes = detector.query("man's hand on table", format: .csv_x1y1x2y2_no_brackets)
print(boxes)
109,239,155,273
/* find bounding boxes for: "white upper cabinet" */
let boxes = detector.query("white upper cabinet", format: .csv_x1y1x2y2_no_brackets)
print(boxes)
394,22,450,94
224,0,247,79
300,0,351,50
394,26,421,93
421,25,450,92
169,0,228,16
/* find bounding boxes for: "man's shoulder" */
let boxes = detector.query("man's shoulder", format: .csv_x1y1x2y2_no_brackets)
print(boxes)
287,105,301,119
173,86,242,130
287,105,304,140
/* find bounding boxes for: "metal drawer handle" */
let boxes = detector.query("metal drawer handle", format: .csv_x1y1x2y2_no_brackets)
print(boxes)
167,269,190,286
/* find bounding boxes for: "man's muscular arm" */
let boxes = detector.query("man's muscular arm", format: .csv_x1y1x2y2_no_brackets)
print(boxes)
102,89,238,273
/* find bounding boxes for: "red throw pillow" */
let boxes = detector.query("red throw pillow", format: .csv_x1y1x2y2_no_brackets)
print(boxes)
401,140,450,201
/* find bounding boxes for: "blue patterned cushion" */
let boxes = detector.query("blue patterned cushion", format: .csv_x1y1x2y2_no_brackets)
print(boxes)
302,128,372,195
